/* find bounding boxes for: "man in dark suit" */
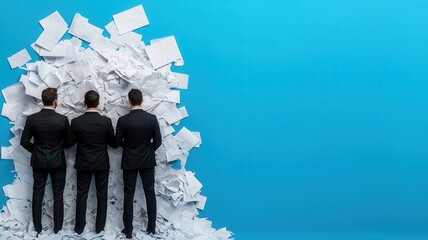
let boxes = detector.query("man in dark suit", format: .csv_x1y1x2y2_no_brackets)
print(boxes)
67,90,116,234
116,89,161,238
20,88,69,235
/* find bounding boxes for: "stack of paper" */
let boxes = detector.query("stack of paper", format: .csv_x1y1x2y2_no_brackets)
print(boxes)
0,5,232,240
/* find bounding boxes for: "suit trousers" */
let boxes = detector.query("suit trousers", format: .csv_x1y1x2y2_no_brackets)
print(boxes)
122,167,156,234
32,167,66,233
74,169,109,234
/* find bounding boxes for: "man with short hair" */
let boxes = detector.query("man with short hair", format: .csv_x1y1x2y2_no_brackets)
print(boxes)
116,89,161,238
67,90,116,234
20,88,69,235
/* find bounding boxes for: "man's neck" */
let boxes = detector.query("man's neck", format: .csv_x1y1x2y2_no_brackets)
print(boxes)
43,105,55,109
87,108,98,111
131,105,142,110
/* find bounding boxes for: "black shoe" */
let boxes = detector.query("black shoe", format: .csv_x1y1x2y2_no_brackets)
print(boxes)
74,229,83,235
121,229,132,239
148,232,161,239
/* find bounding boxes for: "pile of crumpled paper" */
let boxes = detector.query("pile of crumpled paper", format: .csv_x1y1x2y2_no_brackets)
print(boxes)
1,4,232,240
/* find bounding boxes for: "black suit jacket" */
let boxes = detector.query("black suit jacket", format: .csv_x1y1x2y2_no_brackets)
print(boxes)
67,112,116,170
116,109,162,169
20,109,70,168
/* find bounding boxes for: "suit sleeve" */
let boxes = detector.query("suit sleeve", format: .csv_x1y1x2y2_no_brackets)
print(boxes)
20,116,34,152
62,117,71,149
115,118,124,147
152,116,162,151
106,118,117,148
64,119,77,148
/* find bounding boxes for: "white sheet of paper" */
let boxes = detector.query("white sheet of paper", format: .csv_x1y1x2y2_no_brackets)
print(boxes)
7,49,32,69
178,106,189,119
1,146,13,159
9,136,20,148
185,171,203,197
145,36,183,69
69,13,103,43
39,43,67,57
172,72,189,89
192,131,202,148
105,21,142,47
157,63,172,76
156,90,180,104
37,60,56,80
89,35,118,55
35,11,68,51
6,200,29,225
153,36,184,66
43,73,62,88
21,74,48,99
30,43,42,55
175,127,200,152
161,124,175,137
2,82,30,105
196,195,207,210
23,62,38,72
161,105,183,124
70,83,90,104
2,103,27,121
39,11,67,29
35,26,68,51
3,179,31,199
112,5,149,35
29,72,43,86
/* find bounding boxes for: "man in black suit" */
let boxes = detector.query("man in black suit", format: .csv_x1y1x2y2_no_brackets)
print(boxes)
67,90,116,234
116,89,161,238
20,88,69,235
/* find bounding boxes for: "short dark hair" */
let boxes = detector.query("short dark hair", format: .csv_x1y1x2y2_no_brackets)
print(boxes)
41,88,58,106
128,89,143,106
84,90,99,108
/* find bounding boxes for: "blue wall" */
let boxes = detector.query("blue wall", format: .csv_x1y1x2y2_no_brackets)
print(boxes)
1,0,428,235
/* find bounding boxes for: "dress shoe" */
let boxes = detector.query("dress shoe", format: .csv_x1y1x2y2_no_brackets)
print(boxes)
121,229,132,239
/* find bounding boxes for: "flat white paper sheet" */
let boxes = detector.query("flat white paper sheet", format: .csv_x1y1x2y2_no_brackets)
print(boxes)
35,11,68,51
145,36,184,69
39,11,67,29
39,43,67,57
69,13,103,43
7,49,32,69
113,4,149,35
1,146,13,159
105,21,142,47
175,127,200,152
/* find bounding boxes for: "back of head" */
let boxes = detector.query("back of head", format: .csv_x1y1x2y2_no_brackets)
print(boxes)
84,90,100,108
41,88,58,106
128,89,143,106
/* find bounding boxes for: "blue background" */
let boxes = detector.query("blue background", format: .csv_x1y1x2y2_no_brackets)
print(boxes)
2,0,428,239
